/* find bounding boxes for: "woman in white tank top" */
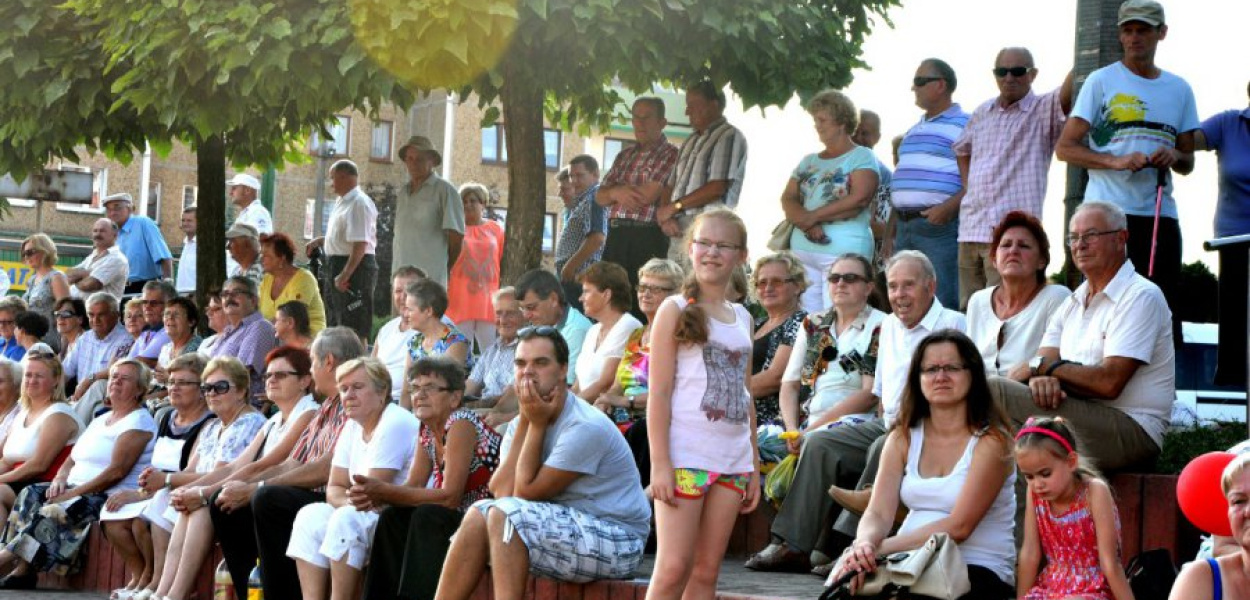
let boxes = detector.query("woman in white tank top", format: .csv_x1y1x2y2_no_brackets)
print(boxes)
833,329,1017,599
646,209,762,600
0,353,81,529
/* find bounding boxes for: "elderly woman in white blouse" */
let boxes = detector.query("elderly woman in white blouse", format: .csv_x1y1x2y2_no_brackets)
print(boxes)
779,254,885,445
287,357,419,600
965,211,1069,380
0,359,155,589
572,262,642,402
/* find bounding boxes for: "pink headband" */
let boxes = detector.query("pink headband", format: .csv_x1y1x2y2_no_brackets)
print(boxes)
1015,427,1074,454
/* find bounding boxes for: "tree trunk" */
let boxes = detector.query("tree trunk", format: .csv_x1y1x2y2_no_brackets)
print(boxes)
498,58,548,284
195,133,227,331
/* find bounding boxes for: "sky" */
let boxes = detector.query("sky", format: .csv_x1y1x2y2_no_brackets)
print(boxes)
724,0,1250,275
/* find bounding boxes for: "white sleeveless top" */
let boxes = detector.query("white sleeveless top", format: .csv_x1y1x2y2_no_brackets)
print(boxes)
666,296,755,474
898,425,1016,584
2,403,82,462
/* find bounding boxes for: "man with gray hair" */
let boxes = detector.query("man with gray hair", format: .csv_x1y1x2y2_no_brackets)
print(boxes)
952,48,1073,307
211,276,276,397
125,280,177,368
748,250,965,572
210,327,365,600
226,222,264,287
997,201,1174,472
64,292,133,403
67,218,129,300
305,159,378,341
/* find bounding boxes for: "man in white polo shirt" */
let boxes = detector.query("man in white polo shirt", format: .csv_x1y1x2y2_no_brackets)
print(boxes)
305,160,378,342
747,250,965,572
998,200,1174,472
229,172,273,234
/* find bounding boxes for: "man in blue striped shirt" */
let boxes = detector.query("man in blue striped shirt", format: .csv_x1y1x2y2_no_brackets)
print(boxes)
885,59,970,309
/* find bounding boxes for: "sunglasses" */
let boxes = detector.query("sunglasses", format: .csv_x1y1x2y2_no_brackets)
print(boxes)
993,66,1032,78
913,76,944,87
21,249,38,258
263,370,300,382
54,311,77,319
199,381,233,396
827,273,869,284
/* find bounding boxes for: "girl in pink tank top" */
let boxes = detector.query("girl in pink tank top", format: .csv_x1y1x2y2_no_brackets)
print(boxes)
646,209,761,600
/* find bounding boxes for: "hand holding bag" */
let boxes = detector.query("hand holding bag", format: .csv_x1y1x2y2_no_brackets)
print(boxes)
820,533,971,600
767,219,795,251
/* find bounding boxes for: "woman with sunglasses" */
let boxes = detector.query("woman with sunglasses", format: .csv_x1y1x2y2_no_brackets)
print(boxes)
144,357,268,600
53,298,89,364
965,212,1069,380
781,90,880,314
146,347,315,600
20,234,69,350
0,359,155,590
98,353,213,600
749,252,808,427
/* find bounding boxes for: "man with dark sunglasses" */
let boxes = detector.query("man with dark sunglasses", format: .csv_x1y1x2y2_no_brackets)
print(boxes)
952,48,1074,309
885,58,968,310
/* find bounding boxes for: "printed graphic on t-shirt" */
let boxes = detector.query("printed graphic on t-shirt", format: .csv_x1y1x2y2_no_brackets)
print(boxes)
796,165,850,207
1090,93,1178,148
699,341,750,423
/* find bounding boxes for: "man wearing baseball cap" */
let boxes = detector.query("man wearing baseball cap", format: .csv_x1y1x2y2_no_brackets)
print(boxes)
103,192,173,294
1056,0,1198,342
393,135,464,286
228,172,273,234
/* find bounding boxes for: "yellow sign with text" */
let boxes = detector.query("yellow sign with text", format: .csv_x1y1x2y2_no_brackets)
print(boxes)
1,261,67,293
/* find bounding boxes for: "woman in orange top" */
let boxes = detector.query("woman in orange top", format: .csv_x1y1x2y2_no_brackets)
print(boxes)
446,183,504,352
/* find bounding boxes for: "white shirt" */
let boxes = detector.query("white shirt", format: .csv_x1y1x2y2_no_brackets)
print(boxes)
966,284,1070,376
872,298,967,428
374,317,417,403
260,394,318,458
325,187,378,256
574,314,642,396
68,408,157,493
234,201,274,235
2,403,81,462
176,236,197,294
331,403,420,483
71,245,129,299
1041,260,1175,446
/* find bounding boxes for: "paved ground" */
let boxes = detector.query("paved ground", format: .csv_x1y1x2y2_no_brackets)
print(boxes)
21,557,827,600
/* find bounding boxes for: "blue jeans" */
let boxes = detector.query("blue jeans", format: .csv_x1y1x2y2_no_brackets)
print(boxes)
894,216,959,309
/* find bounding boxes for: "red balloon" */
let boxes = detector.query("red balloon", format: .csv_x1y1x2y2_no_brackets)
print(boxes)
1177,452,1237,537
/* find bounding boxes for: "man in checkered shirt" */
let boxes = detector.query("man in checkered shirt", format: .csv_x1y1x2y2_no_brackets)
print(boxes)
952,47,1073,308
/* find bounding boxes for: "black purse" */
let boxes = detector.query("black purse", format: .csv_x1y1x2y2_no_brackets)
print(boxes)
1125,548,1177,600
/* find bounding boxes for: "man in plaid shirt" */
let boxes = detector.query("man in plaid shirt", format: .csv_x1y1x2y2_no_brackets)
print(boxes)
952,47,1072,308
596,97,679,301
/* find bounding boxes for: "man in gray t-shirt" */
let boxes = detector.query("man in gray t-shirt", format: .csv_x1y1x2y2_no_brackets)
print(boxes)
436,329,650,598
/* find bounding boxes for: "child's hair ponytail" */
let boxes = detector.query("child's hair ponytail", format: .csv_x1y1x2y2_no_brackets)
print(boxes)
1014,416,1101,482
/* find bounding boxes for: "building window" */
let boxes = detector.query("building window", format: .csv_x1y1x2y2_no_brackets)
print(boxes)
481,124,562,170
602,138,635,173
56,165,105,213
144,182,162,224
370,120,393,162
182,185,198,209
310,115,351,157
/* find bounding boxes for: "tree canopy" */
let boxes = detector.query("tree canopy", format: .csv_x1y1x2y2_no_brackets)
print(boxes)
0,0,898,288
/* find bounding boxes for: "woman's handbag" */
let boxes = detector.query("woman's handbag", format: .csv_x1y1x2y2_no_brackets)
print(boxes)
819,533,971,600
767,219,795,251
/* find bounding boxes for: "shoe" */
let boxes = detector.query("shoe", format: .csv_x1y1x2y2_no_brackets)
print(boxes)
829,485,872,517
811,563,835,578
744,543,811,573
810,549,833,567
131,589,156,600
0,570,37,590
829,485,908,526
112,587,138,600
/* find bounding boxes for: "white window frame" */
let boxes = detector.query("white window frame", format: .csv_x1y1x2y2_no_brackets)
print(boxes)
56,165,106,214
370,120,394,162
310,115,352,157
182,185,198,209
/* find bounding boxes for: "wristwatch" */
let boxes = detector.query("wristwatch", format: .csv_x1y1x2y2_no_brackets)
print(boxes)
1028,356,1044,377
673,200,685,213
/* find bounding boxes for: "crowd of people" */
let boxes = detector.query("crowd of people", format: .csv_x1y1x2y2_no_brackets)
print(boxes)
0,1,1247,599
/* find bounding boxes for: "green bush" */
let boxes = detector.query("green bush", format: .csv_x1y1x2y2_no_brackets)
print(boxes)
1155,421,1246,474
